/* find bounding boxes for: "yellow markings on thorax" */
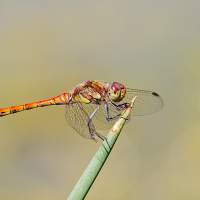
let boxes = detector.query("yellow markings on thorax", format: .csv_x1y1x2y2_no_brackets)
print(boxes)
74,93,91,104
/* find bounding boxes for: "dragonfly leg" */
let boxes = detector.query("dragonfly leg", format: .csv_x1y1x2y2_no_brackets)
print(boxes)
94,131,110,148
86,105,100,142
88,122,110,148
88,127,98,142
105,103,122,121
86,105,100,126
110,102,129,111
86,105,110,148
105,102,131,121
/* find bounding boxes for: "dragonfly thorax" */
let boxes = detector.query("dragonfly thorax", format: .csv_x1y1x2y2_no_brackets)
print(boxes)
109,82,126,102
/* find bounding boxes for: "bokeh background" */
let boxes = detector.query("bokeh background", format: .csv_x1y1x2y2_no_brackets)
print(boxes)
0,1,200,200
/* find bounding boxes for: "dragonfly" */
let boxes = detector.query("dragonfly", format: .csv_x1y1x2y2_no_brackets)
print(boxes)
0,80,163,142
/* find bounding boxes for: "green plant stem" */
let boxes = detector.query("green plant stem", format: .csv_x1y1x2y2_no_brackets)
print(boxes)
67,96,137,200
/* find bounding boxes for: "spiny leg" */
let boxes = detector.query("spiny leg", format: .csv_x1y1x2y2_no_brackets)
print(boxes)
86,104,100,142
86,104,110,148
93,131,110,148
105,102,121,121
86,105,100,126
110,101,129,111
105,102,130,121
88,122,110,148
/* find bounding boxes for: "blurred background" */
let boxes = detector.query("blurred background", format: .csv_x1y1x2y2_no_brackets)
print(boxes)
0,1,200,199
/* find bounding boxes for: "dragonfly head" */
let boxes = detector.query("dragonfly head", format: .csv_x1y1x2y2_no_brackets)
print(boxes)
109,82,126,102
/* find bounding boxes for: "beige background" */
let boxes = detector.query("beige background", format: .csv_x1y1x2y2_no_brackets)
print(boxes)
0,1,200,199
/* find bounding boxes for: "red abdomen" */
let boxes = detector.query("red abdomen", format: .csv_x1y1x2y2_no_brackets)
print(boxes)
0,93,71,117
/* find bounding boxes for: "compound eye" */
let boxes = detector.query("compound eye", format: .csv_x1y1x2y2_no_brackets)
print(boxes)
110,82,121,93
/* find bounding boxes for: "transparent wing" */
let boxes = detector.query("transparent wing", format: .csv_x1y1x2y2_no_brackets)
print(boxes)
65,102,123,135
65,102,96,139
115,88,164,116
81,102,121,130
65,88,163,138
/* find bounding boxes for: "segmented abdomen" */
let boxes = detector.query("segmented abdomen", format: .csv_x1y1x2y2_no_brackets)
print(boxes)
0,93,71,117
